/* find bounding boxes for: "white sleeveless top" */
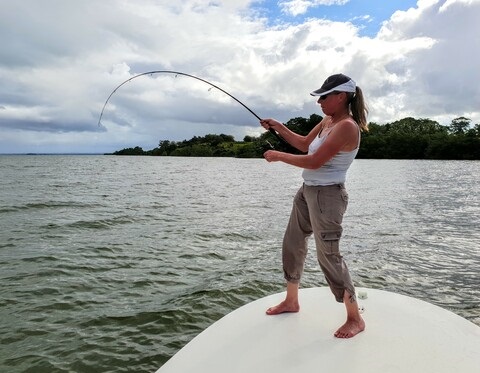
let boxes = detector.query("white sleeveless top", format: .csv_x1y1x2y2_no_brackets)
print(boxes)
302,130,359,186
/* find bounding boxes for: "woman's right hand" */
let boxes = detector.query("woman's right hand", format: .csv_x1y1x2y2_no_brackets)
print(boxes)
263,149,282,162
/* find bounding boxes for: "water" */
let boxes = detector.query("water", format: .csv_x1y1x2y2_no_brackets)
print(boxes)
0,156,479,373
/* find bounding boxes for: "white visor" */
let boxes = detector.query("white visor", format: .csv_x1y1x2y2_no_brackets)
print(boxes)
310,79,356,96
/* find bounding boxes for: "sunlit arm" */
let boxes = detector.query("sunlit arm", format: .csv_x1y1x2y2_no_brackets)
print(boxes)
260,119,323,153
263,149,333,169
263,121,357,169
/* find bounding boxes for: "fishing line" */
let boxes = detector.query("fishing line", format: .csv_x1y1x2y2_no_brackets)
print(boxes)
97,70,285,145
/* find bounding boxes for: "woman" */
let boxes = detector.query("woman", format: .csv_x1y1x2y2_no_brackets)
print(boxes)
261,73,368,338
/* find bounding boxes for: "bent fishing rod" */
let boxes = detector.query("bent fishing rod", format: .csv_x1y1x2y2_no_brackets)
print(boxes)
97,70,286,147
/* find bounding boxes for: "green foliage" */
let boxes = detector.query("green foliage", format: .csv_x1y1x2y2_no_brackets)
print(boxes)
235,142,259,158
112,146,145,155
449,116,471,135
113,116,479,160
358,116,479,160
383,117,448,135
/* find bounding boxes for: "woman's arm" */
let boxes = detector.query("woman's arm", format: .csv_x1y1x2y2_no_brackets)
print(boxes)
263,119,358,169
260,118,324,153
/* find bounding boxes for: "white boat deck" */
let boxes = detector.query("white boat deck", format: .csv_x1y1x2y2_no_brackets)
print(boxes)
156,287,480,373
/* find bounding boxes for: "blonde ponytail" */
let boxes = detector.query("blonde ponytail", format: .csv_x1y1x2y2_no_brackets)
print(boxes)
350,86,369,132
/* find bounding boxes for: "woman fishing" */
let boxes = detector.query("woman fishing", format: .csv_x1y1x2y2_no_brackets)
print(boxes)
260,73,368,338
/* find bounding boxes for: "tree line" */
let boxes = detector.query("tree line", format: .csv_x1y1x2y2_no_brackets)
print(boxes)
111,115,480,160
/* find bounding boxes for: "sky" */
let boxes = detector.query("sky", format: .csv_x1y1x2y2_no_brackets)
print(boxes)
0,0,479,154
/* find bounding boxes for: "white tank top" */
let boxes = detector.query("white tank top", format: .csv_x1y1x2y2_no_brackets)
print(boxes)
302,130,359,186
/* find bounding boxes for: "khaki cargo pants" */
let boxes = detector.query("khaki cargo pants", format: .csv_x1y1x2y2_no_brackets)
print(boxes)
282,183,355,302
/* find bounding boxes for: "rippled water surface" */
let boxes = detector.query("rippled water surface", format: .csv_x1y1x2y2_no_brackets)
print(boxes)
1,156,479,372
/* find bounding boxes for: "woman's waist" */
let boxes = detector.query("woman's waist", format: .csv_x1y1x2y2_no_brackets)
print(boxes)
302,167,348,185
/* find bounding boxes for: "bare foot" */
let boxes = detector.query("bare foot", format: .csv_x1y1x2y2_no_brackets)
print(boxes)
334,317,365,338
266,300,300,315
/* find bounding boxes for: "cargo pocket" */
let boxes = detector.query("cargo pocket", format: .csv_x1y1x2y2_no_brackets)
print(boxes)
339,187,349,215
320,230,342,255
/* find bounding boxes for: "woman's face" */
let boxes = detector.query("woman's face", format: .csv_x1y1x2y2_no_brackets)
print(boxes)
318,91,344,116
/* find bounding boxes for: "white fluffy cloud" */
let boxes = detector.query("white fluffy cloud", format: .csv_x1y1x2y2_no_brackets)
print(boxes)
279,0,349,16
0,0,479,153
374,0,480,123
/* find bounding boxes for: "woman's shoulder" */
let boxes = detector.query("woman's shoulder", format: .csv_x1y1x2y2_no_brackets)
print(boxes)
336,117,359,132
332,117,360,150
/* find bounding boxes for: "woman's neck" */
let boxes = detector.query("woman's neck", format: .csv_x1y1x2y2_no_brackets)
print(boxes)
325,112,350,129
330,110,351,123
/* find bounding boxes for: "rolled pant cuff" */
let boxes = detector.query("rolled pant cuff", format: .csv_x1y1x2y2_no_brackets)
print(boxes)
283,271,301,284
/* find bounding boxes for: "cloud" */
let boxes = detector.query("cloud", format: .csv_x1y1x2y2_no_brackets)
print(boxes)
0,0,479,153
373,0,480,123
279,0,349,17
440,0,478,11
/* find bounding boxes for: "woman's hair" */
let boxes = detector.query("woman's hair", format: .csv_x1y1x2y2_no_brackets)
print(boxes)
348,87,369,132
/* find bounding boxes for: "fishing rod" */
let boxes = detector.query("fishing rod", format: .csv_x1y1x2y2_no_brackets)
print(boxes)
97,70,286,146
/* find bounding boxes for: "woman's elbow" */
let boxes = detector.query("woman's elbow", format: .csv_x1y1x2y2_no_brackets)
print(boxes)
304,159,324,170
297,141,310,153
